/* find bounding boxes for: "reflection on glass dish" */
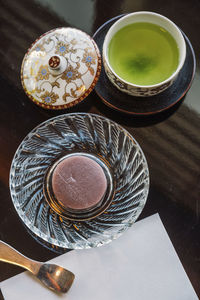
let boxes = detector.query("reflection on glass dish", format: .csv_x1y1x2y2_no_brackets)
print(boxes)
9,113,149,249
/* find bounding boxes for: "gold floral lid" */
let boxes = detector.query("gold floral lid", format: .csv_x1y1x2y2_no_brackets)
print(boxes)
21,28,101,109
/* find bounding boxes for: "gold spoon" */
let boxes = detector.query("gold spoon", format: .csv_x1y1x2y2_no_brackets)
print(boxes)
0,241,75,293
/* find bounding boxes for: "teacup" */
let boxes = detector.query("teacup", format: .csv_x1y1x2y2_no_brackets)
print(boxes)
103,11,186,97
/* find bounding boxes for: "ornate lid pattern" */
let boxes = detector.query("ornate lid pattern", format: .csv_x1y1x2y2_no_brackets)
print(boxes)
21,28,101,109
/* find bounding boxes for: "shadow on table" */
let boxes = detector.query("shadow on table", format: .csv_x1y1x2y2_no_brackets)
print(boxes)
93,91,185,127
0,290,4,300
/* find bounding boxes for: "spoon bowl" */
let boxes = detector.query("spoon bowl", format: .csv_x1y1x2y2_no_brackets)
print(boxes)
0,241,75,293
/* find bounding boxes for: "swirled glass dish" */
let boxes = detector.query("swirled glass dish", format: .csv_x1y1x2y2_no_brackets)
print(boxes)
10,113,149,249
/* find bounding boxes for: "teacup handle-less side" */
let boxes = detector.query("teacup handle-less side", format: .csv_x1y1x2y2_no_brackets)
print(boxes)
0,241,75,293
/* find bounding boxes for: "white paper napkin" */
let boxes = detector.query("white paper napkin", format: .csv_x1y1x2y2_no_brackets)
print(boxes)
0,214,198,300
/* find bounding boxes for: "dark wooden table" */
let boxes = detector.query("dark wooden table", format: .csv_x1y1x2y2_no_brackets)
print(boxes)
0,0,199,298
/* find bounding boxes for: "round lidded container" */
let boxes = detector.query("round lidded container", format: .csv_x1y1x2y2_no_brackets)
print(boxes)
21,28,101,110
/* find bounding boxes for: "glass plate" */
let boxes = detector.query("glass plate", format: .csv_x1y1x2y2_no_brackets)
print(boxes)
10,113,149,249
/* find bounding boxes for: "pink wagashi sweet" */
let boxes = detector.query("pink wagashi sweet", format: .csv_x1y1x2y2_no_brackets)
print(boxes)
52,156,107,210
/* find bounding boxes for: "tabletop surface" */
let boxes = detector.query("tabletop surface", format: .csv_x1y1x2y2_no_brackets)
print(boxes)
0,0,199,298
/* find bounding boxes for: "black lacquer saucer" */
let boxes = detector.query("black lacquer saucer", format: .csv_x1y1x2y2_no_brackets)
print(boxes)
93,15,196,115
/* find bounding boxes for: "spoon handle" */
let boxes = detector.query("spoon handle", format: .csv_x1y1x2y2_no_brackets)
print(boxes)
0,241,41,274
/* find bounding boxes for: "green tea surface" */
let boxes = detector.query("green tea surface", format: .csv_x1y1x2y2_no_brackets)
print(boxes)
108,22,179,86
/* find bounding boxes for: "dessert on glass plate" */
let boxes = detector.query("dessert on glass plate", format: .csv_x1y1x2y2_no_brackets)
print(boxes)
10,113,149,251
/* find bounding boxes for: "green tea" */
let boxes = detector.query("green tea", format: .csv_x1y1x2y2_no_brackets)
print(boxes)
108,22,179,86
